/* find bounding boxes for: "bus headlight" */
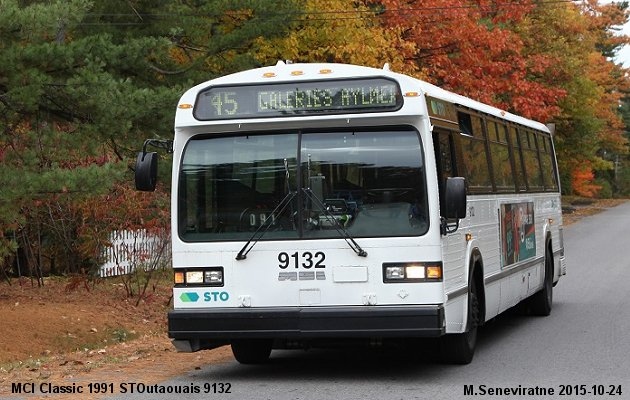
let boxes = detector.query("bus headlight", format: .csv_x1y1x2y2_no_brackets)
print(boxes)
186,271,204,284
385,265,405,280
383,262,442,283
405,265,426,279
204,270,223,284
175,267,224,287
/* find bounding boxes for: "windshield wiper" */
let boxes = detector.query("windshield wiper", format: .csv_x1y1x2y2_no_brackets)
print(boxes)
236,159,367,260
235,191,296,260
236,159,295,260
302,188,367,258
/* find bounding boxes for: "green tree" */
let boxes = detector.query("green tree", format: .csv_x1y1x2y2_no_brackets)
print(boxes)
615,93,630,195
0,0,298,277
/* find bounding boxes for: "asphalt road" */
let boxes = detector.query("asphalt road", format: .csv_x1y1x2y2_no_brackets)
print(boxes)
113,202,630,400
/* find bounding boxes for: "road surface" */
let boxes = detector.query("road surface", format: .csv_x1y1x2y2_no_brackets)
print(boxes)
113,202,630,400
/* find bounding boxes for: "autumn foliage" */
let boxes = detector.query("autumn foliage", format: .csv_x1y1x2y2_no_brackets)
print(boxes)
375,0,562,121
1,0,629,277
572,163,602,198
256,0,629,197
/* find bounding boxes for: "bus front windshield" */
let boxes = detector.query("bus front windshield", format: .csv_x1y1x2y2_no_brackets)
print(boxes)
178,128,429,242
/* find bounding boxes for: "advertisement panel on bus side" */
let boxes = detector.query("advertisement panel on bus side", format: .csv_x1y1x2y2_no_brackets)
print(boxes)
500,202,536,268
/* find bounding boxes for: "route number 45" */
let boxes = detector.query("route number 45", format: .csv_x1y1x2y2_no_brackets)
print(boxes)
210,92,238,116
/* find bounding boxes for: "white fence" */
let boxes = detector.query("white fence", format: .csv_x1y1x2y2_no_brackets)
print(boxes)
99,229,171,278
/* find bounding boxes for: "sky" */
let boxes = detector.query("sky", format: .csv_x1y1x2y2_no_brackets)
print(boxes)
612,15,630,67
615,30,630,67
605,0,630,67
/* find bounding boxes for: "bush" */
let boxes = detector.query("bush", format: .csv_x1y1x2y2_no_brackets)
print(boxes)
594,179,613,199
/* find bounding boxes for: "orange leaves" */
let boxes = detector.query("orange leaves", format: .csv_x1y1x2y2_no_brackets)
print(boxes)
572,163,601,198
80,181,169,234
168,47,190,66
370,0,629,196
579,0,630,54
373,0,567,121
75,181,170,265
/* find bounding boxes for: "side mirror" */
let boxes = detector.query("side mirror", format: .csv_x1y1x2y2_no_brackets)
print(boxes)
444,177,467,219
135,152,158,192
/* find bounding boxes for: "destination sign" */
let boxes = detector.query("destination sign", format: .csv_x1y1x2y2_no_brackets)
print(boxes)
193,78,402,120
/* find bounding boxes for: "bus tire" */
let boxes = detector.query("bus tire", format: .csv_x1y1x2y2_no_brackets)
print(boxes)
440,277,479,365
529,245,553,316
231,339,273,364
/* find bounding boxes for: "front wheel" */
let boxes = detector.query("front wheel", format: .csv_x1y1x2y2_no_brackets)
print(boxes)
231,339,272,364
440,278,479,364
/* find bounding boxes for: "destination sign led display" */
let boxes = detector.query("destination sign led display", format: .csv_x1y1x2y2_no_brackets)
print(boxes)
193,78,402,120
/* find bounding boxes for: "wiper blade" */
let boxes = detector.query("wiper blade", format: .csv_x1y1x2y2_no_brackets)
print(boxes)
237,158,295,261
235,190,296,260
302,188,367,258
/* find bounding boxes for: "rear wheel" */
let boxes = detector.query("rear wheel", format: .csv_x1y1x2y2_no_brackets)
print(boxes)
440,277,480,364
231,339,272,364
529,246,553,316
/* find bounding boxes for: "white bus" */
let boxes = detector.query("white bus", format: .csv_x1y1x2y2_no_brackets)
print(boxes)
136,62,566,364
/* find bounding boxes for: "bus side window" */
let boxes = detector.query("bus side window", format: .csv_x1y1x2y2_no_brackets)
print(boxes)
458,113,473,136
488,121,515,193
520,129,544,191
435,131,456,176
539,135,559,191
433,129,457,215
458,113,492,193
509,126,527,192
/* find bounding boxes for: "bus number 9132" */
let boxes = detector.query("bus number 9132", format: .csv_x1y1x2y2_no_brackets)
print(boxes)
278,251,326,269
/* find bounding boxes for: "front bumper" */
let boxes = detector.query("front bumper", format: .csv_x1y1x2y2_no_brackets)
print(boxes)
168,305,445,341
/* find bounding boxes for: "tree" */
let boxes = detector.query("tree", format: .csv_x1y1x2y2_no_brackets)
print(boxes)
373,0,629,196
516,0,629,195
615,92,630,196
0,0,299,277
253,0,417,74
0,0,136,277
374,0,566,121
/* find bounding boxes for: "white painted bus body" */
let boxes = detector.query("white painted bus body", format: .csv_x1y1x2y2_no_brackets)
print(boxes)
166,62,565,354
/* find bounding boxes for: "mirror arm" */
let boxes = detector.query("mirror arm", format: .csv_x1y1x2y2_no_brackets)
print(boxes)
440,217,460,236
142,139,174,156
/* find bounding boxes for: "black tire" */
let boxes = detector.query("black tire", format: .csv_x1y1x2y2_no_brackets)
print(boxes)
529,247,553,316
231,339,272,364
440,277,480,365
